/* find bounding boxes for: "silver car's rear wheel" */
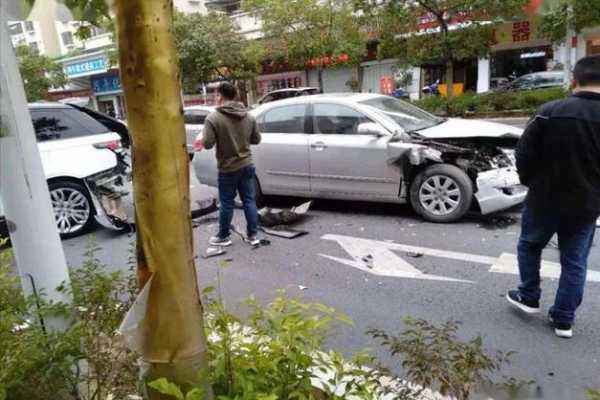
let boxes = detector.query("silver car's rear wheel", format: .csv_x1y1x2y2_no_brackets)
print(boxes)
418,175,461,216
409,164,473,223
49,181,94,238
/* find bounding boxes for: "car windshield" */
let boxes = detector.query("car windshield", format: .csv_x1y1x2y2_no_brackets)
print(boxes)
360,96,443,132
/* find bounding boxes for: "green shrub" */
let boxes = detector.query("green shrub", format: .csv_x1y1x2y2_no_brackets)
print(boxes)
0,238,139,400
588,388,600,400
414,87,568,116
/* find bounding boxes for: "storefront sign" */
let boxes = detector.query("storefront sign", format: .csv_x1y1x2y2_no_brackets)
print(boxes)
493,17,542,46
91,74,122,94
256,71,305,96
64,58,107,78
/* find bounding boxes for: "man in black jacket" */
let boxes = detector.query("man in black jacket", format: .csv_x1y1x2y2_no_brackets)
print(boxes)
507,55,600,338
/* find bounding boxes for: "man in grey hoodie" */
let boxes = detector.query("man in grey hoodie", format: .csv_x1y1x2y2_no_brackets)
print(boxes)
201,82,261,246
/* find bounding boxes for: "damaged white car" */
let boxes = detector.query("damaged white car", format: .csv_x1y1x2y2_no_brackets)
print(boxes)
22,103,131,238
193,93,526,223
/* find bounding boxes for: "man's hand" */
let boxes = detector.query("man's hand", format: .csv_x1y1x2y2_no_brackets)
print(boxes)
192,136,204,152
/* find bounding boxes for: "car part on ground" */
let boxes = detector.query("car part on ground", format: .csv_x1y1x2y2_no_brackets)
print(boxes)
258,201,312,227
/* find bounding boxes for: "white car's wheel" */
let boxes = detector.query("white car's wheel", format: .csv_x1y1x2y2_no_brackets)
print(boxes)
49,181,95,238
410,164,473,223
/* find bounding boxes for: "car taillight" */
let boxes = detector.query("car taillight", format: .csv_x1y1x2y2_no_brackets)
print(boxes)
94,140,121,151
192,134,204,152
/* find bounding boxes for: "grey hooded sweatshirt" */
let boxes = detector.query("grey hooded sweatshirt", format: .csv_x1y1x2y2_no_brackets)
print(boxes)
202,101,261,173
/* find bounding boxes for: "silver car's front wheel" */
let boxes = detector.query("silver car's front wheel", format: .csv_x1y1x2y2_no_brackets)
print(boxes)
418,175,461,216
49,181,94,238
410,164,473,223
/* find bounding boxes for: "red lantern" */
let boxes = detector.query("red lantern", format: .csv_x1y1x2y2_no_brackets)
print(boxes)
337,53,349,63
322,55,331,65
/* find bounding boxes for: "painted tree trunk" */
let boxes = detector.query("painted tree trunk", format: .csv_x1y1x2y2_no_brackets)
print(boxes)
113,1,212,398
445,60,454,100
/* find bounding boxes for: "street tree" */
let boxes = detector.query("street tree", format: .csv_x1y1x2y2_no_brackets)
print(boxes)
173,11,263,93
15,45,67,101
16,0,215,398
356,0,528,98
242,0,369,91
539,0,600,44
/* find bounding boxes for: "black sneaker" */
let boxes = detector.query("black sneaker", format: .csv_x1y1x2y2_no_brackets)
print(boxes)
208,236,232,247
506,290,540,314
549,316,573,339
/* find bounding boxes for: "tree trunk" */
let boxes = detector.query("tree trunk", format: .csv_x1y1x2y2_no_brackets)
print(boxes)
318,66,324,92
445,60,454,100
113,1,213,398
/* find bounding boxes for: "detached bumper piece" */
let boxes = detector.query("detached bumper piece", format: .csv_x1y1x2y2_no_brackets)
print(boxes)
85,169,131,231
474,167,527,215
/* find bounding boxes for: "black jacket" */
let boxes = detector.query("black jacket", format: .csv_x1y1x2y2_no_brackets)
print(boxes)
516,91,600,218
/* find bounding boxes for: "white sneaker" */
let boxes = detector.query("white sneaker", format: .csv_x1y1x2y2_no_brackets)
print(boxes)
549,316,573,339
244,235,260,247
208,236,232,247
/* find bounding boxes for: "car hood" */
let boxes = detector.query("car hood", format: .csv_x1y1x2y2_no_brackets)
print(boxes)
415,118,523,139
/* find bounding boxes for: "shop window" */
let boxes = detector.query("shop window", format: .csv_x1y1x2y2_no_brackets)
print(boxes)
61,31,74,46
259,105,306,133
9,23,23,35
313,104,371,135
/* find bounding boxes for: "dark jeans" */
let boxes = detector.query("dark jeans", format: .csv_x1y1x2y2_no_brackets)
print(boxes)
517,207,596,324
217,165,258,239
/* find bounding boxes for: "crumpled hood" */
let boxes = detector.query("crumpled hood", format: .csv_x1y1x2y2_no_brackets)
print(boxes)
416,118,523,139
217,101,248,119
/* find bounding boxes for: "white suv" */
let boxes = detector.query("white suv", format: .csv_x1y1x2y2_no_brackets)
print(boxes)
1,103,131,239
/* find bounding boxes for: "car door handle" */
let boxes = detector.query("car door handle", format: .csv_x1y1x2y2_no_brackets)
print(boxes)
311,142,327,150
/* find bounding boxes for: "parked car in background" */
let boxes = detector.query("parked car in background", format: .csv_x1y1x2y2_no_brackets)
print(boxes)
193,93,526,223
184,105,215,159
1,103,131,239
499,71,564,92
257,87,320,105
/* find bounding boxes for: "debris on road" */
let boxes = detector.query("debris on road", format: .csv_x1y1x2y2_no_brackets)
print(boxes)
406,251,424,258
362,254,374,269
480,215,518,230
202,247,226,259
298,285,308,291
258,201,312,227
260,226,308,239
192,199,219,219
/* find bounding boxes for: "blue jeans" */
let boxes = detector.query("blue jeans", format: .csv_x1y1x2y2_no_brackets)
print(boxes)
217,165,259,239
517,207,596,324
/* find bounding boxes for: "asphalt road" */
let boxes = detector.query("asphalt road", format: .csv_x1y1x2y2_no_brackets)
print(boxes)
60,118,600,400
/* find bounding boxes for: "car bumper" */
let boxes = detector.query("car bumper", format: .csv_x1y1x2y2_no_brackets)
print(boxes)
474,167,527,215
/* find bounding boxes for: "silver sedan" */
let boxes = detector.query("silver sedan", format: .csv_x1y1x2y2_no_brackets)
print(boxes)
193,93,526,223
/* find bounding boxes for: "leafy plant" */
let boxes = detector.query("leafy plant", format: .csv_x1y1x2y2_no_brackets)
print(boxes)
0,238,139,400
15,45,67,101
368,318,527,400
151,283,408,400
588,388,600,400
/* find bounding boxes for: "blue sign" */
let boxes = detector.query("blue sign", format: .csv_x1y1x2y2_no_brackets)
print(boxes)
91,74,122,94
64,58,106,78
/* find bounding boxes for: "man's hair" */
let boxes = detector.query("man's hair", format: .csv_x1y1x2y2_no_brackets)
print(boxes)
217,82,238,100
573,56,600,86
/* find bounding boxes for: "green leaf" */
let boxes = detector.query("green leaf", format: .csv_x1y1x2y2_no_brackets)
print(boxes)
148,378,185,400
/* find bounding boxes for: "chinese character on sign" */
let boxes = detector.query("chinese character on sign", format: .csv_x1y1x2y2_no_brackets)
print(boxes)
512,21,530,42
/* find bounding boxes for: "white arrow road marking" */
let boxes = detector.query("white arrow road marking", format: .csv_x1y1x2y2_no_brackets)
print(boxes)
320,234,472,283
321,234,600,283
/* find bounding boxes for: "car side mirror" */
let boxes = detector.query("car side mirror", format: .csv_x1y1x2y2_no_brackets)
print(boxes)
357,122,388,137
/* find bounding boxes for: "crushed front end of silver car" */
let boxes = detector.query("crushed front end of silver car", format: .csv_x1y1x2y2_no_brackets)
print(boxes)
391,134,527,215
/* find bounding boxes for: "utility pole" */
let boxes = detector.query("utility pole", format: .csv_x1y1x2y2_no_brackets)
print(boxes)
0,6,71,329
